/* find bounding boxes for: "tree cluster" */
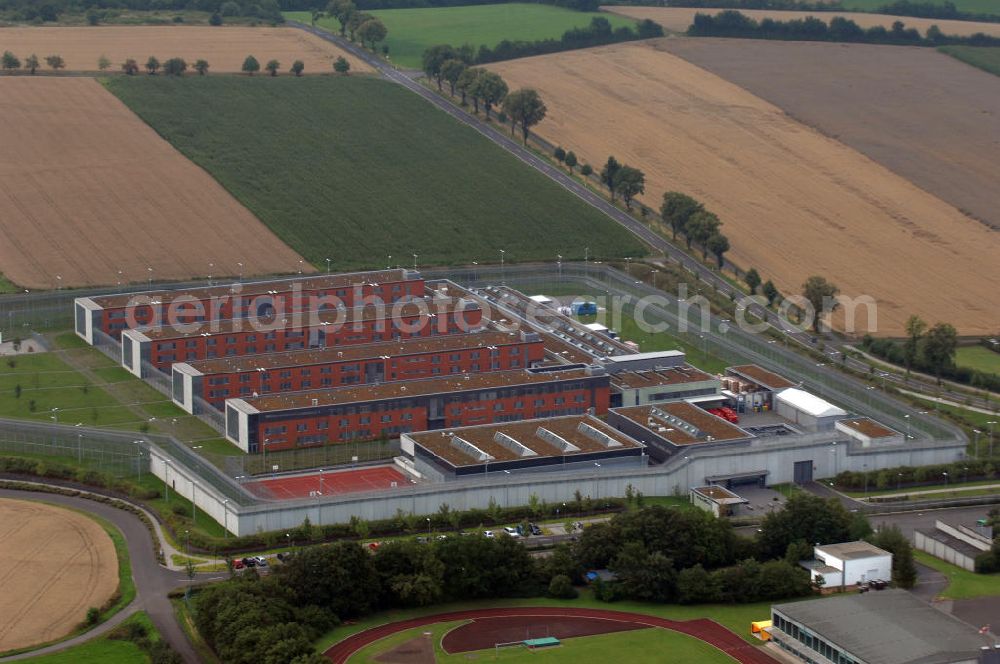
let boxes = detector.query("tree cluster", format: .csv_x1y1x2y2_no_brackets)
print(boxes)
324,0,604,12
1,52,65,73
861,317,974,386
421,17,661,71
630,0,1000,24
688,10,1000,47
659,191,731,268
0,0,284,24
835,459,999,493
323,0,388,51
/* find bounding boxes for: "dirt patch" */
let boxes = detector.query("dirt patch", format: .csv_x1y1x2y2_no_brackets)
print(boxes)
604,5,1000,38
0,498,119,652
374,634,435,663
442,615,648,653
0,26,370,73
0,77,308,289
490,41,1000,335
658,39,1000,234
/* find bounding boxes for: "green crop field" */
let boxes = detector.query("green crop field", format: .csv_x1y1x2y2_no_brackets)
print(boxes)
286,4,636,69
349,621,733,663
842,0,1000,14
106,76,644,272
940,46,1000,76
956,345,1000,373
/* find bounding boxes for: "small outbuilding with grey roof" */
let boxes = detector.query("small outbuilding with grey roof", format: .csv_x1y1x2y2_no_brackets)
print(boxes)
771,589,989,664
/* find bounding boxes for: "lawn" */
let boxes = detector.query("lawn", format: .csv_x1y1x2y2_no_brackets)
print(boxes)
909,395,1000,431
288,4,635,69
317,590,777,651
0,352,137,426
956,345,1000,373
913,551,1000,600
20,612,156,664
842,0,1000,14
576,312,729,375
0,273,17,294
105,76,645,273
349,620,733,663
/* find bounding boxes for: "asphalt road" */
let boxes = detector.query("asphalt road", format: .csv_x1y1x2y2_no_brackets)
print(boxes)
0,489,202,663
288,21,998,415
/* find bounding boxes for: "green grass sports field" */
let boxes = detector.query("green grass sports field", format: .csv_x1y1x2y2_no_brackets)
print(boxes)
106,76,645,272
287,4,635,69
348,621,735,663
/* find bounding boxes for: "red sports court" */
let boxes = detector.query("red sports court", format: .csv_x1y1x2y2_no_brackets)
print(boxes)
243,465,410,501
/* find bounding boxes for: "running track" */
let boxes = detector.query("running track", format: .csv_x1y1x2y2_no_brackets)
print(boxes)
323,607,780,663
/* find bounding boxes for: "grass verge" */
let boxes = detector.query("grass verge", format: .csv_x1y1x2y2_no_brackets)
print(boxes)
17,612,156,664
913,550,1000,600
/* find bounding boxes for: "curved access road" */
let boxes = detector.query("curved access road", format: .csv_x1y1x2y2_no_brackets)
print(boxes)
0,488,203,663
323,606,779,663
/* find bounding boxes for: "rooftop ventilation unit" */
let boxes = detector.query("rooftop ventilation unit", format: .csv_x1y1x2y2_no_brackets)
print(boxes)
577,422,622,448
450,436,494,462
536,427,581,453
494,432,538,457
650,406,702,437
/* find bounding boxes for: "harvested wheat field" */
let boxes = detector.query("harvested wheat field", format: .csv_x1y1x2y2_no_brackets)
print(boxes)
491,41,1000,335
0,26,370,73
0,498,118,652
605,5,1000,38
0,77,308,289
661,39,1000,232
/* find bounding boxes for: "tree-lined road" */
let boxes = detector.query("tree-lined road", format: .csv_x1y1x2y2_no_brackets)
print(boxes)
290,21,990,421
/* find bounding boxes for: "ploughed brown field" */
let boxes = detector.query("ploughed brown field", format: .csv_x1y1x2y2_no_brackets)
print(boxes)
660,39,1000,232
604,5,1000,38
0,498,118,652
491,41,1000,336
0,26,371,73
0,77,309,289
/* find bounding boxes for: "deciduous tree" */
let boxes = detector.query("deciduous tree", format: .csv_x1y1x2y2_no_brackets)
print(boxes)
922,322,957,384
802,275,840,332
121,58,138,75
290,60,304,76
145,55,160,75
660,191,703,240
24,53,39,74
903,315,926,377
97,54,111,71
194,59,210,75
265,59,280,76
745,268,761,295
472,70,507,119
613,165,645,210
763,280,779,306
45,54,65,71
707,233,730,268
501,87,546,143
163,57,187,76
564,150,577,173
600,156,621,200
422,44,456,91
357,17,387,51
333,56,350,75
242,55,260,75
440,58,465,96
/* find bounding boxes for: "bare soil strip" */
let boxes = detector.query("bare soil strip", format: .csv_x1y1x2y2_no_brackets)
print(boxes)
0,26,371,73
0,77,308,288
658,39,1000,233
0,498,118,652
605,5,1000,37
491,41,1000,335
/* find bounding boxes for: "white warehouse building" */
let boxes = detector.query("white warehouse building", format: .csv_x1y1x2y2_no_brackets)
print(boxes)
804,541,893,590
775,388,847,431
